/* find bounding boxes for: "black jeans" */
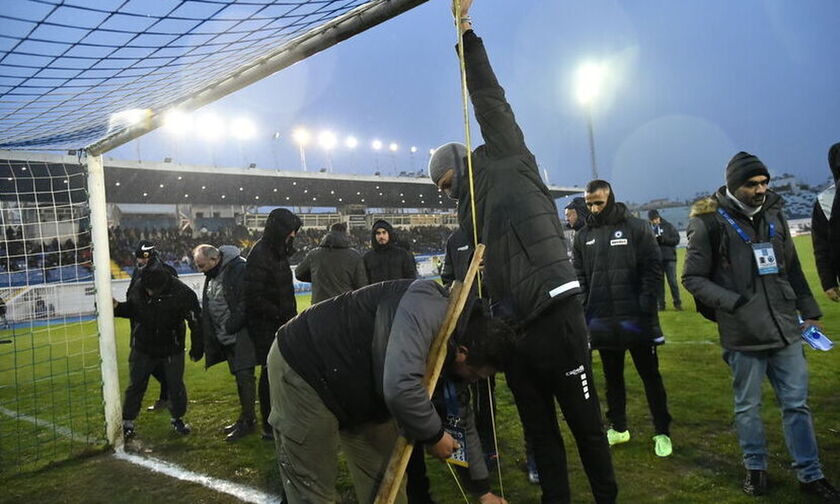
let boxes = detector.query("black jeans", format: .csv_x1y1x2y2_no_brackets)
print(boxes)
658,260,682,309
598,345,671,435
506,298,617,504
123,349,187,421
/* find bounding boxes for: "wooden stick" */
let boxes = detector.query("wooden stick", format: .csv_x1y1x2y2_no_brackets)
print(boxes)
373,243,485,504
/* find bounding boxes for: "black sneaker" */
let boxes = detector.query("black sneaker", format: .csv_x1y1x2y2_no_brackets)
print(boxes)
223,420,242,434
743,469,767,496
171,418,191,435
225,421,255,442
123,424,136,439
800,478,840,503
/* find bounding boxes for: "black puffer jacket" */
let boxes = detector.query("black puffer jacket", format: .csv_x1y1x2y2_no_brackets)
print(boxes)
811,142,840,291
683,188,821,351
573,201,663,349
245,208,301,364
114,274,202,358
654,218,681,262
362,220,417,283
295,229,367,303
457,31,578,326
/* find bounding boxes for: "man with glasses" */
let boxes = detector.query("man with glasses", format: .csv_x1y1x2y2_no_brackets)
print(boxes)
683,152,839,501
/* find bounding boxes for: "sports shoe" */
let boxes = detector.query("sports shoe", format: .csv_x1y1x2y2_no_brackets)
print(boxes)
171,418,191,435
225,420,255,442
743,469,768,496
526,455,540,485
123,420,136,439
800,478,840,502
261,424,275,441
653,434,672,457
147,399,169,411
606,428,630,446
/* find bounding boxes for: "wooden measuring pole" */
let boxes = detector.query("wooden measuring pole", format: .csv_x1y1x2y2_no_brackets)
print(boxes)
373,243,485,504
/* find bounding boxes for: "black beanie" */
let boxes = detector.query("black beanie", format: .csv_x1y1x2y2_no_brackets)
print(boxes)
647,209,660,220
726,152,770,192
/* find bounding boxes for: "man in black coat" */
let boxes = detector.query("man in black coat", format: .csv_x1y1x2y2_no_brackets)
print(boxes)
114,265,202,439
127,240,179,412
427,3,616,502
362,219,417,283
295,222,367,303
193,244,258,442
575,180,672,457
647,210,683,311
245,208,301,439
812,142,840,302
268,279,511,504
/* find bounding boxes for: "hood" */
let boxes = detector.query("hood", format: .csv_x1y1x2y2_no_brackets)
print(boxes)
370,219,397,250
263,208,301,249
320,230,351,249
585,192,629,228
219,245,242,268
829,142,840,182
564,196,590,230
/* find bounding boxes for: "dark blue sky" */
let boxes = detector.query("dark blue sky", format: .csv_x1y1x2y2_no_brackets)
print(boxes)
112,0,840,204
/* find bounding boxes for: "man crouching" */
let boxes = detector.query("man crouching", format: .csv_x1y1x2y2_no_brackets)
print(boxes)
267,279,513,504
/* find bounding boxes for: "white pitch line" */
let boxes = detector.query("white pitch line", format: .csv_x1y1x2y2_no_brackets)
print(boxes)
114,450,282,504
0,405,90,442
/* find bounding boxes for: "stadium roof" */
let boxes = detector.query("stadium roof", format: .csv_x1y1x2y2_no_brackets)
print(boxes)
0,150,583,208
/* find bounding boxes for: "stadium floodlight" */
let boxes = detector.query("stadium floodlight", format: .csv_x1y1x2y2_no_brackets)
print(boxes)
109,108,150,129
575,62,607,106
231,117,257,140
162,110,192,135
372,139,383,150
292,128,311,146
410,146,418,153
318,130,337,150
197,113,225,140
345,136,358,149
429,148,435,156
389,142,398,152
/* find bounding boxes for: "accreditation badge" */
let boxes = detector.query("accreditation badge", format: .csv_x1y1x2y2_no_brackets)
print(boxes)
444,418,469,468
752,242,779,275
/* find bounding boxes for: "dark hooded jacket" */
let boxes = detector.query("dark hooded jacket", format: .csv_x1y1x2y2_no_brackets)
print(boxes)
114,271,202,358
196,246,256,373
683,187,821,351
455,31,579,326
811,142,840,291
573,197,664,349
564,197,590,231
245,208,301,363
295,229,367,303
653,218,681,262
362,220,417,283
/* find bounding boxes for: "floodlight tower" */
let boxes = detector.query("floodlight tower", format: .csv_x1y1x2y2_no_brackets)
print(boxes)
575,62,607,180
318,130,337,172
293,128,311,171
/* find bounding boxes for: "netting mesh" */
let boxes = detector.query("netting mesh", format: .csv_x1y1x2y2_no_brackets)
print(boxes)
0,0,374,150
0,158,106,473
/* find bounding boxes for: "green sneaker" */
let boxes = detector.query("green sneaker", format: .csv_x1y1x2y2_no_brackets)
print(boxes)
606,428,630,446
653,434,672,457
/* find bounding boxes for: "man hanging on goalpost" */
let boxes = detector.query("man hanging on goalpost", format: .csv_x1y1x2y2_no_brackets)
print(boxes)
428,1,618,502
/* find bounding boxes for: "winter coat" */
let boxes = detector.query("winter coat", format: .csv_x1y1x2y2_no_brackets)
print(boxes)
653,218,680,263
456,30,579,326
114,274,202,358
682,188,821,351
573,202,663,349
811,143,840,291
128,256,178,294
197,246,256,373
441,228,472,287
245,208,301,364
362,220,417,283
295,230,367,303
278,279,439,437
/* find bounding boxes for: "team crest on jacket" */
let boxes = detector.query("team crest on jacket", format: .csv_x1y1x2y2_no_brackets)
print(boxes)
613,230,623,238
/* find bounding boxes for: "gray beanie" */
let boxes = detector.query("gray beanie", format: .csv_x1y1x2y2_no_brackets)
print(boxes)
726,151,770,192
428,142,467,188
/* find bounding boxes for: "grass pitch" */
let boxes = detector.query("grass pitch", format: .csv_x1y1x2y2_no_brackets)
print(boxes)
3,235,840,503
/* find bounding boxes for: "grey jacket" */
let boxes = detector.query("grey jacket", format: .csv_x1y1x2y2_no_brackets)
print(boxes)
200,245,256,372
295,230,367,303
682,188,821,351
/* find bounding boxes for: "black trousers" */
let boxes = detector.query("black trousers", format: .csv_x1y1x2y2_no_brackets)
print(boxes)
506,298,617,504
222,344,256,423
657,260,682,309
150,362,168,402
598,345,671,435
123,349,187,421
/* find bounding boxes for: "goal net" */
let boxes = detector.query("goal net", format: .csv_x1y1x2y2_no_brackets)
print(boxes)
0,156,106,474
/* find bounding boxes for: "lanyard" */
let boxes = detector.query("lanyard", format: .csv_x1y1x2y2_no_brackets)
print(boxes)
717,208,775,244
443,380,460,420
